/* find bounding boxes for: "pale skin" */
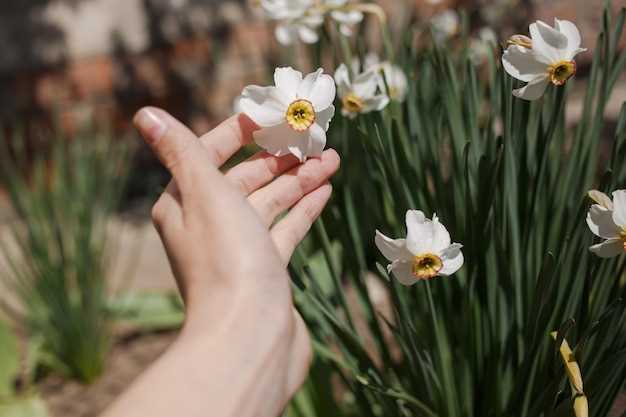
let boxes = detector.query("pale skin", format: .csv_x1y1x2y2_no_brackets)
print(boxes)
100,107,340,417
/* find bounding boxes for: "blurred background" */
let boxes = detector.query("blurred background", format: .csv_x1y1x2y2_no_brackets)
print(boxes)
0,1,624,416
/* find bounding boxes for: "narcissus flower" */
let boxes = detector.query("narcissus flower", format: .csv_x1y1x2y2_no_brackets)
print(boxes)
431,10,460,43
334,63,389,118
375,210,464,285
502,19,586,100
325,0,363,36
586,189,626,258
238,67,336,162
360,53,409,102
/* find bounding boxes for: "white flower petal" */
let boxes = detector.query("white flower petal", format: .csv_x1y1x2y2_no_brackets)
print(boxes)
406,210,433,255
502,45,549,82
590,239,624,258
298,25,320,44
353,70,380,97
274,67,302,100
304,123,327,158
315,105,335,131
438,243,464,276
586,204,620,239
612,190,626,228
239,85,287,127
588,190,613,210
529,20,568,62
333,64,352,98
254,122,306,158
361,94,390,113
554,18,582,58
431,214,452,252
512,76,549,101
331,10,363,25
375,230,410,262
388,261,417,286
299,70,336,111
275,24,296,45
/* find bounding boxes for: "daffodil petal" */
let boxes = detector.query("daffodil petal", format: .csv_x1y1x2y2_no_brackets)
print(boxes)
586,204,620,239
589,238,623,258
299,70,336,111
431,214,452,252
389,261,417,286
298,25,319,44
353,70,380,97
611,190,626,228
304,123,327,158
438,244,464,276
239,86,287,127
529,20,568,62
254,122,306,159
274,67,302,100
512,76,549,101
375,231,410,262
554,18,582,58
275,24,296,45
331,10,364,25
502,45,549,82
315,105,335,131
361,95,390,113
406,210,434,255
334,64,352,98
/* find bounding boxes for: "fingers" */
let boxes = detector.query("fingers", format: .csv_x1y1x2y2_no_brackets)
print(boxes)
134,107,207,185
248,149,340,226
271,183,333,265
225,151,301,196
198,113,258,166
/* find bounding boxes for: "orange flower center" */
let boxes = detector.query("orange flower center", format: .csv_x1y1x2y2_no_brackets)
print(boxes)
342,93,364,114
548,60,576,86
412,253,443,280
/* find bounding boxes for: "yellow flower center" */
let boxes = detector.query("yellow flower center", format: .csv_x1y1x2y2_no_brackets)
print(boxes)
342,93,364,114
412,253,443,280
507,35,533,49
548,60,576,86
286,99,316,131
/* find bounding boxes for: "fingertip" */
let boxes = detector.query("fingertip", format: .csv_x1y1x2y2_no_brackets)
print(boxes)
134,107,168,146
323,148,341,169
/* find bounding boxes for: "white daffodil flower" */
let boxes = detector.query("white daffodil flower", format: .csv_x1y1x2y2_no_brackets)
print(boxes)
431,10,460,43
586,190,626,258
502,18,586,100
238,67,336,162
358,53,409,102
260,0,312,20
275,12,324,45
325,0,363,36
334,63,389,118
375,210,464,285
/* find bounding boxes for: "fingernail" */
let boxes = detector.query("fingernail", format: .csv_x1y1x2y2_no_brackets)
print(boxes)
134,107,167,145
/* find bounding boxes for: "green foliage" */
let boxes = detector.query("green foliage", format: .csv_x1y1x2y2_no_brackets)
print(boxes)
108,292,184,332
0,130,131,383
0,320,49,417
0,320,20,399
290,2,626,416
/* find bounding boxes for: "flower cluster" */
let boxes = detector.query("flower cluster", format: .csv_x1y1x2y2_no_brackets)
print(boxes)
258,0,372,45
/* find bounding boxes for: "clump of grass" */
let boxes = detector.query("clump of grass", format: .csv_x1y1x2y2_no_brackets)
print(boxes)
0,129,131,383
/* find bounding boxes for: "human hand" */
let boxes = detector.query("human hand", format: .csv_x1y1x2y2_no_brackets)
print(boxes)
102,107,339,417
